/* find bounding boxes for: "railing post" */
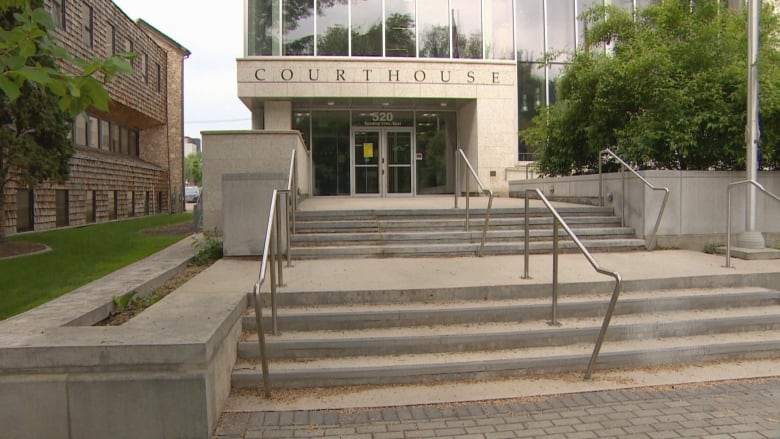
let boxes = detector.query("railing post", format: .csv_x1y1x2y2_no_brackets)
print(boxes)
275,194,285,287
550,218,559,326
269,221,279,336
285,191,292,268
598,151,604,207
726,184,734,268
620,165,625,227
523,192,531,279
455,151,460,209
252,285,271,397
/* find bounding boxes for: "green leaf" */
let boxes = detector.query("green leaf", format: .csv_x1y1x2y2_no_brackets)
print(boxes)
0,76,21,101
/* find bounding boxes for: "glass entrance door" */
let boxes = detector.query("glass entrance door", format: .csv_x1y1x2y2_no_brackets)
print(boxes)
352,129,414,196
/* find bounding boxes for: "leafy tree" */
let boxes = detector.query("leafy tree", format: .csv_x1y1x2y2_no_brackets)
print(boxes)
522,0,780,176
0,0,133,240
184,152,202,187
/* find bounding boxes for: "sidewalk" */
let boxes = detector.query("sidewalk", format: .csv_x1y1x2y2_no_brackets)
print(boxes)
214,377,780,439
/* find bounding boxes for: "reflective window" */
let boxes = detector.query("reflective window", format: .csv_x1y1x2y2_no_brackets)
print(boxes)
576,0,602,49
517,62,546,158
516,0,544,62
73,113,87,146
416,111,456,194
485,0,514,60
418,0,450,58
614,0,635,11
385,0,415,57
285,0,314,55
248,0,280,55
88,116,99,148
317,0,348,55
351,0,383,56
311,111,350,196
548,0,576,61
452,0,483,58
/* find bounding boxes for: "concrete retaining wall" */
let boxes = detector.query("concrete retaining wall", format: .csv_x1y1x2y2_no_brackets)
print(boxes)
0,241,246,439
510,171,780,249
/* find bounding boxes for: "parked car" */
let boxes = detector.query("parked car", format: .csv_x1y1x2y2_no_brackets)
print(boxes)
184,186,200,203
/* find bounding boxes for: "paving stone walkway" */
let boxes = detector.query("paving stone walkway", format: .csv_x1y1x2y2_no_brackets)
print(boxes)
213,378,780,439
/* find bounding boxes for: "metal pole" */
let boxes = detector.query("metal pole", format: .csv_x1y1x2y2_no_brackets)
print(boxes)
620,166,625,228
598,151,604,207
523,192,531,279
551,218,559,326
455,151,460,208
276,195,284,287
252,285,271,397
269,221,278,335
739,0,765,249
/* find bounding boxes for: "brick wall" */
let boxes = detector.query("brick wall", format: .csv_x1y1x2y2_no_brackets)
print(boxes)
0,2,190,237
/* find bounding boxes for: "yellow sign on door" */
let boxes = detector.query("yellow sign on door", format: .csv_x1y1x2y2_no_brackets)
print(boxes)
363,143,374,159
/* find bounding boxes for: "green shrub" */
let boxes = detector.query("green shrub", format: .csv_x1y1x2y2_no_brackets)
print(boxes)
192,232,222,266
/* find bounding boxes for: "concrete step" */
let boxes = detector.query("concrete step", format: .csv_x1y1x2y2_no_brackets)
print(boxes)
291,238,647,259
294,216,622,234
243,287,780,332
232,331,780,388
291,227,637,247
294,206,616,222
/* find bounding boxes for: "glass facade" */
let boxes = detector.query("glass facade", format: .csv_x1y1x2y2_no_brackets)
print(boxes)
246,0,655,175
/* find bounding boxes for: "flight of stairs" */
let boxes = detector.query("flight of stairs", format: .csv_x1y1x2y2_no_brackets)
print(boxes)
233,277,780,390
291,205,646,259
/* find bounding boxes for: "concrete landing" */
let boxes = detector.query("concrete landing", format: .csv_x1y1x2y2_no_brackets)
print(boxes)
719,245,780,261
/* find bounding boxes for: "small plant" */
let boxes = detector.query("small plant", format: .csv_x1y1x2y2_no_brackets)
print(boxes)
703,242,721,254
111,291,162,315
192,231,223,266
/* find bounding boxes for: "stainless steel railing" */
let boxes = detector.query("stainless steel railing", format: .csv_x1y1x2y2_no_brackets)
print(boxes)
251,149,298,397
725,179,780,268
522,188,623,379
454,148,494,257
598,148,670,250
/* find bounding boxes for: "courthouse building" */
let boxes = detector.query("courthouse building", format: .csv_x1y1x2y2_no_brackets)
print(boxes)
237,0,663,197
3,0,188,237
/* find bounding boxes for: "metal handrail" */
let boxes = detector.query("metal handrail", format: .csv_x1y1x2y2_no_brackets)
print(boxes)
251,149,298,398
598,148,670,250
725,179,780,268
522,188,623,379
454,148,494,256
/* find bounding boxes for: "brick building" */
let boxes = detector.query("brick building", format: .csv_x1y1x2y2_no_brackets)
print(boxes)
3,0,189,236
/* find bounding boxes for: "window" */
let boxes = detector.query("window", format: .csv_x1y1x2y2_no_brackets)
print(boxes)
110,122,120,152
56,190,69,227
157,191,163,214
73,113,87,147
128,191,135,217
418,0,450,58
156,63,162,92
52,0,66,30
452,0,483,59
284,0,314,55
129,130,138,157
87,116,99,148
85,190,95,223
109,24,117,54
144,192,150,215
16,189,34,232
317,0,348,56
120,127,129,154
385,0,416,57
247,0,279,56
107,191,117,220
82,3,93,48
124,39,133,71
99,120,110,150
350,0,383,56
485,0,514,60
141,52,149,83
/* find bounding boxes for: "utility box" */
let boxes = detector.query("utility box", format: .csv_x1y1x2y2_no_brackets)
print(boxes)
222,173,287,257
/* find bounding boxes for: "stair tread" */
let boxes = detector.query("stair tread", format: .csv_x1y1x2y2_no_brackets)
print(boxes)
234,329,780,372
251,286,775,315
241,304,780,342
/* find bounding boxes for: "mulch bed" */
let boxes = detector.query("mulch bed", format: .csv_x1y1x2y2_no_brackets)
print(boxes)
0,241,48,259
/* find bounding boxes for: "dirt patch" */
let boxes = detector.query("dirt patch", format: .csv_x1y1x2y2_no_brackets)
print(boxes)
0,241,48,259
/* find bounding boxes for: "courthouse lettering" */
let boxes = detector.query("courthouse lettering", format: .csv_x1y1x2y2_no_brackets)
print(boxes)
253,67,503,85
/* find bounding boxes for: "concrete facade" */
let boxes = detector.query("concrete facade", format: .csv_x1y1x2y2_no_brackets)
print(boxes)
236,59,518,195
2,1,189,237
509,171,780,249
202,131,311,237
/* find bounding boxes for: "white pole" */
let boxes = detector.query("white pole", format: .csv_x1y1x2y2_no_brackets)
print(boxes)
737,0,765,249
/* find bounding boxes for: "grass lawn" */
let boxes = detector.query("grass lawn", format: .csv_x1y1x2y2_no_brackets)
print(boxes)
0,213,194,320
